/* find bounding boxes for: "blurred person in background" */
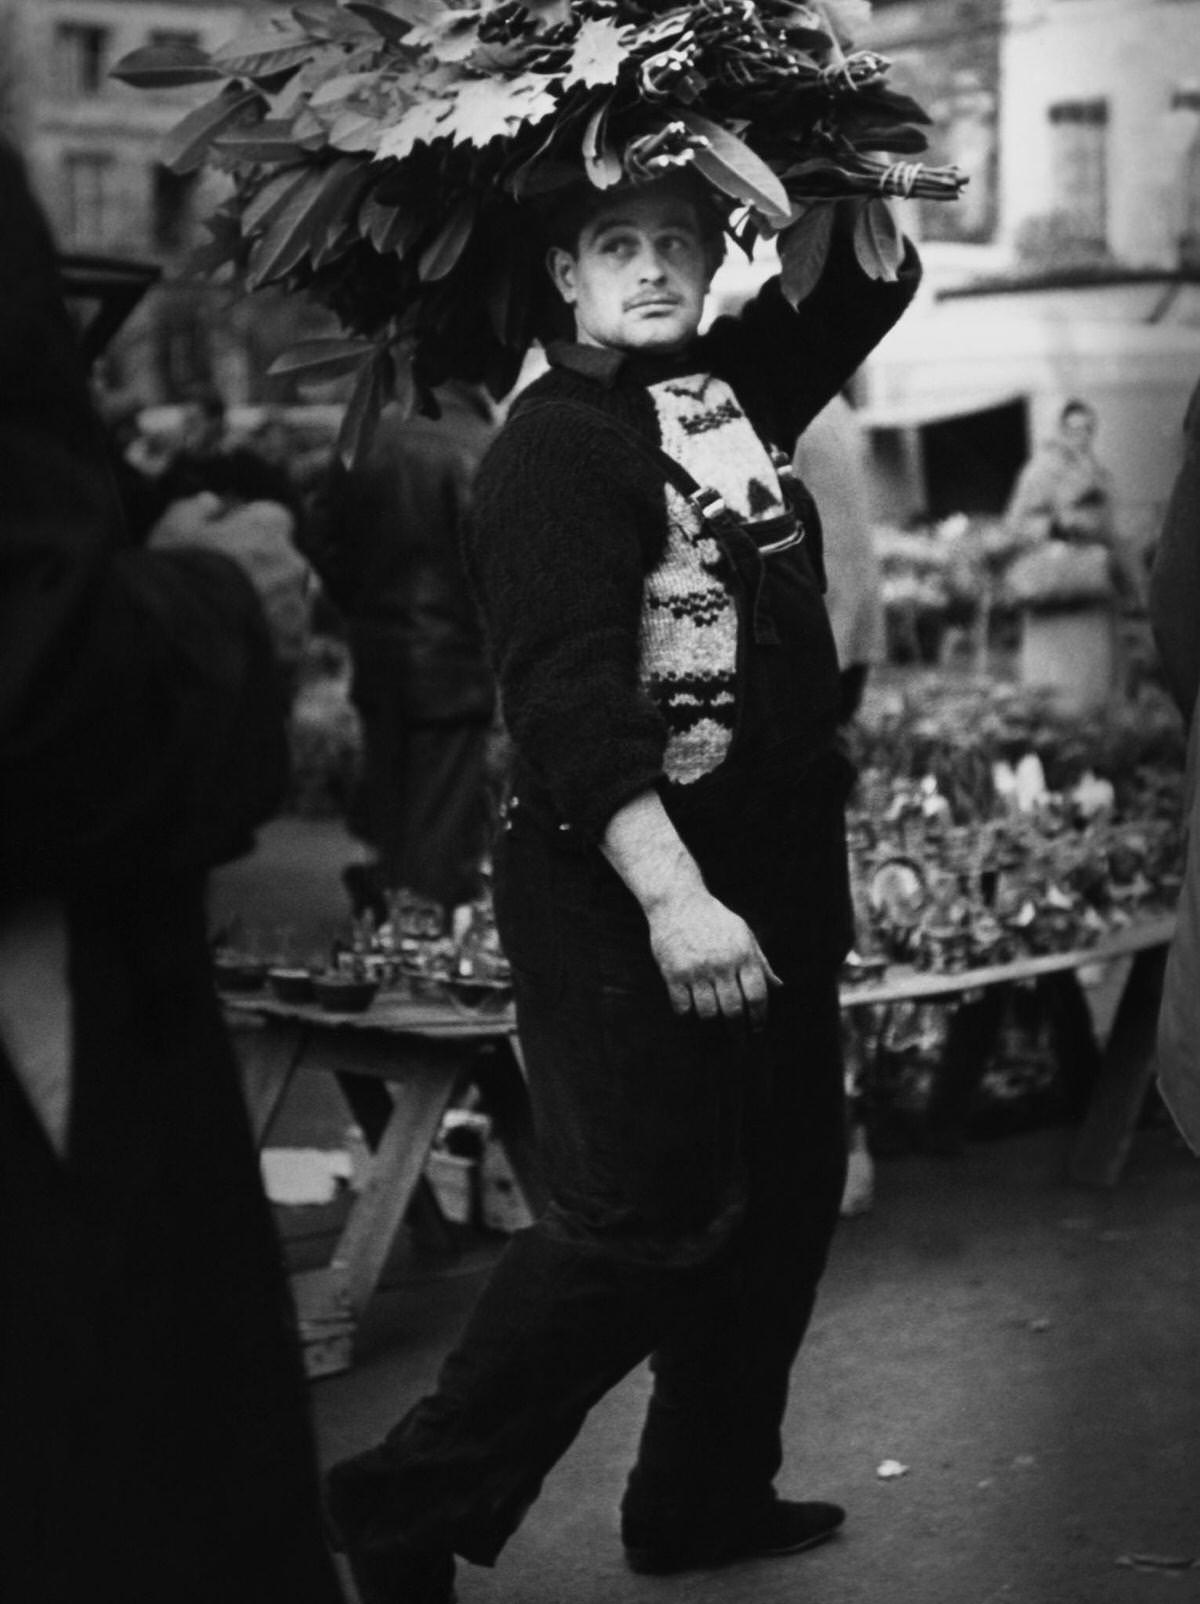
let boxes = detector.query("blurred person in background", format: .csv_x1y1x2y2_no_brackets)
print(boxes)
1006,398,1115,549
311,382,498,926
1006,397,1143,602
146,448,315,705
792,386,886,724
1149,376,1200,1150
0,137,343,1604
158,388,305,525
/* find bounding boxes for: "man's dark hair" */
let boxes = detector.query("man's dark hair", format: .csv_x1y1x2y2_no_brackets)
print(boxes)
539,172,728,273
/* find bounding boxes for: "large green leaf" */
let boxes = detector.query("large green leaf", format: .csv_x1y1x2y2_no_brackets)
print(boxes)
678,112,792,227
269,338,376,378
291,2,375,39
211,31,316,80
245,166,330,287
214,119,314,163
418,196,477,281
399,6,478,56
360,195,424,255
309,72,381,108
345,2,419,42
778,202,835,307
242,166,313,236
337,348,392,468
109,43,225,89
853,197,904,281
328,112,385,153
160,87,263,175
376,97,456,162
310,164,380,266
854,85,932,127
582,96,622,189
444,74,557,149
561,18,627,90
839,118,929,156
383,0,443,26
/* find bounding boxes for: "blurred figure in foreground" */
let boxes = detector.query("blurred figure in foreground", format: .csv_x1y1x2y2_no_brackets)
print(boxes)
792,388,886,724
0,140,343,1603
314,384,498,925
1149,377,1200,1151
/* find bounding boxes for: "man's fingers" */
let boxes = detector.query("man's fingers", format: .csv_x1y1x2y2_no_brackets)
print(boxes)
690,978,722,1020
666,977,693,1016
738,964,770,1028
712,972,745,1020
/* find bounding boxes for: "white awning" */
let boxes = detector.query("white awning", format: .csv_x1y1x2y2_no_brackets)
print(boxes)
857,389,1027,429
861,297,1200,430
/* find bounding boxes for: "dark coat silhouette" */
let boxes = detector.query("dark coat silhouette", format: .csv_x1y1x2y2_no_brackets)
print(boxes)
0,138,342,1604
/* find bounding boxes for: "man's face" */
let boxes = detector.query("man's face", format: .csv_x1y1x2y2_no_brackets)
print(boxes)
1061,409,1096,454
547,189,715,355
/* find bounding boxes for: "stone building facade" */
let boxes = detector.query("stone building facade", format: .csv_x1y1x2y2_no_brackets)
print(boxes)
865,0,1005,246
998,0,1200,272
0,0,293,401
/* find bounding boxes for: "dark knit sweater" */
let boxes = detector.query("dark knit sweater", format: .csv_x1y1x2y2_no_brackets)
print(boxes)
465,213,920,845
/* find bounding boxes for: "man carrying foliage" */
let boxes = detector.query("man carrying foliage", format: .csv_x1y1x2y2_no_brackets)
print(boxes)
111,6,957,1598
325,172,920,1602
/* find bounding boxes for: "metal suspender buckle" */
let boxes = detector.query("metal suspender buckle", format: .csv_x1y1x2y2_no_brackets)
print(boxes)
756,524,806,556
689,486,728,522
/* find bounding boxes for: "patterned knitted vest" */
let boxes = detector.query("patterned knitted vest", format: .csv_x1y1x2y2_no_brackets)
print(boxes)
642,372,790,786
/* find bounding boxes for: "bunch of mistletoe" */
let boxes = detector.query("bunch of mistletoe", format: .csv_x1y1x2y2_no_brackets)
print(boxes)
113,0,965,464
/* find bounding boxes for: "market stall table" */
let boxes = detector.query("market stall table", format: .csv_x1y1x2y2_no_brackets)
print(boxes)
228,912,1174,1374
227,993,541,1377
838,913,1176,1185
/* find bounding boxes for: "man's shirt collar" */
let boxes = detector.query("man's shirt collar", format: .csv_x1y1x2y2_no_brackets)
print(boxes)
545,339,704,389
545,340,627,386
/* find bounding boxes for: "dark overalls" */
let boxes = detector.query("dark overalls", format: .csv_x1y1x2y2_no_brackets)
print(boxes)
328,406,855,1567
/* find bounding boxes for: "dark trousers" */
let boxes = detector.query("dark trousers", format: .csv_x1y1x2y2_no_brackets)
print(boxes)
331,814,847,1567
350,699,491,911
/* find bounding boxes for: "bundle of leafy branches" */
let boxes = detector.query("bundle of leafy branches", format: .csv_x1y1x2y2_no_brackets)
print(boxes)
113,0,965,464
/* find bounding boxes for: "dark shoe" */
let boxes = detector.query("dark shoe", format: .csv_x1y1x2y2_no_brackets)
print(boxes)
623,1498,845,1575
343,1545,455,1604
325,1464,456,1604
328,1527,455,1604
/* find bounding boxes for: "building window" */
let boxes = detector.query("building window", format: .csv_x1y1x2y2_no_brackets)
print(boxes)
1048,99,1109,245
62,152,117,248
152,164,197,253
1175,91,1200,268
54,23,110,97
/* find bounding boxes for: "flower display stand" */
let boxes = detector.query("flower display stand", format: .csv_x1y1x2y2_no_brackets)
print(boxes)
1018,605,1117,715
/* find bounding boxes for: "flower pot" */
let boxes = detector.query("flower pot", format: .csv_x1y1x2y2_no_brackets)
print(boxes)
212,955,267,993
312,975,379,1014
445,976,513,1016
268,967,317,1005
1018,604,1117,716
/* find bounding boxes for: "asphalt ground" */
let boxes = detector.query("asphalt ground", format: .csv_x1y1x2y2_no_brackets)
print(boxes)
310,1123,1200,1604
